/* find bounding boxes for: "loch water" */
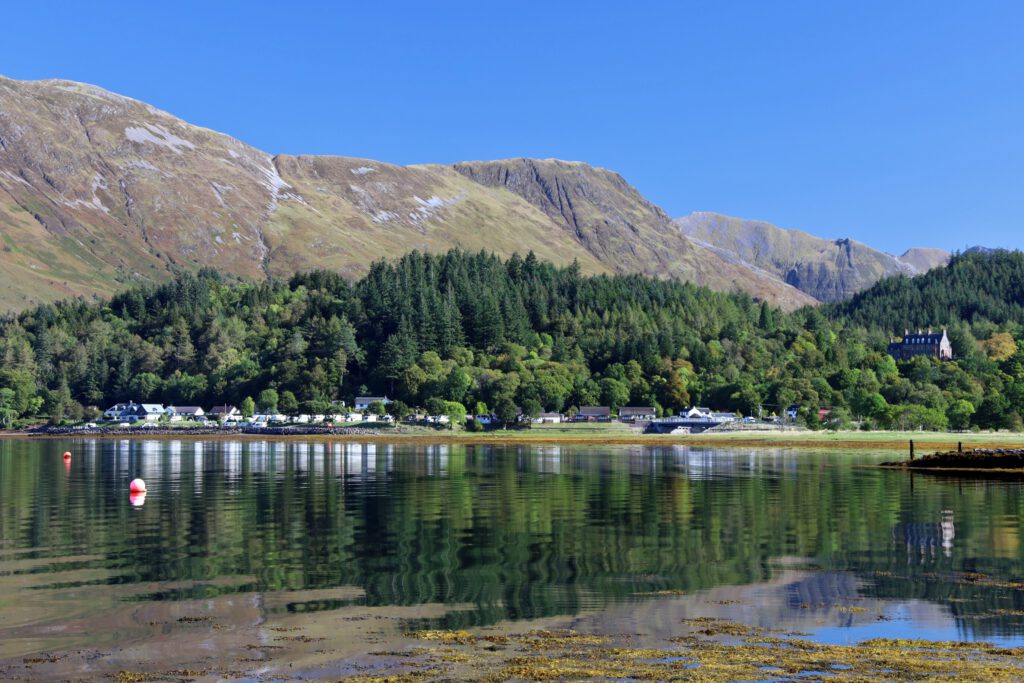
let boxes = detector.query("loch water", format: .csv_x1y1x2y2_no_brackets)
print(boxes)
2,438,1024,664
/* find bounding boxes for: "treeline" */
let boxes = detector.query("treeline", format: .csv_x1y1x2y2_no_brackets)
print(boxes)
1,248,1023,431
829,250,1024,334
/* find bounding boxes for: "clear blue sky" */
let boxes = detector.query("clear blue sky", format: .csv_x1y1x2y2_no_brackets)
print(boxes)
3,1,1022,253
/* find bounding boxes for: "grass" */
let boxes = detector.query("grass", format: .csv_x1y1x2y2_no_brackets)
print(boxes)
12,421,1024,451
686,430,1024,451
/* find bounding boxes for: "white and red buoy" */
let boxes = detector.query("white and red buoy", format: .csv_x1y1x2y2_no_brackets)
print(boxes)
63,451,71,462
129,478,147,493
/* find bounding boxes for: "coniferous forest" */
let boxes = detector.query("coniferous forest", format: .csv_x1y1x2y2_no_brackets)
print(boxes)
1,248,1023,431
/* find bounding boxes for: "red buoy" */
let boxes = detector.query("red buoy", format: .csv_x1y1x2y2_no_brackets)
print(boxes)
129,478,147,493
63,451,71,461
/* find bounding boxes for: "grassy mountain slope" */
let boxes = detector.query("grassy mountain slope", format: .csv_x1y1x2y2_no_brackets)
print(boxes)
0,76,817,311
675,212,950,302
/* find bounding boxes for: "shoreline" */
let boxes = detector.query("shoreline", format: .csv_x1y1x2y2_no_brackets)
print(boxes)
3,427,1024,451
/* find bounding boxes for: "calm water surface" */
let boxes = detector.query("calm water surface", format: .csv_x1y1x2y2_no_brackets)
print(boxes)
2,438,1024,666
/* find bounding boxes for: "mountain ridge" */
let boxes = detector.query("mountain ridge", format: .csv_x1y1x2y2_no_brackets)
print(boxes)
0,75,945,312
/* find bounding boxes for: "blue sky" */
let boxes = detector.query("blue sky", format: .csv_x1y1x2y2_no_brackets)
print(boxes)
3,1,1022,252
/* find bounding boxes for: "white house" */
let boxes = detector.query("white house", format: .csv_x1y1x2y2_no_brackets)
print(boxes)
532,412,563,424
103,402,136,420
166,406,205,422
354,396,390,411
209,405,241,421
684,407,713,420
345,412,365,423
126,403,165,421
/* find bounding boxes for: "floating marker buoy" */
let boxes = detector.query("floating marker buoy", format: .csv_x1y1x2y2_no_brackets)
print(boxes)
129,491,146,507
63,451,71,461
129,478,147,493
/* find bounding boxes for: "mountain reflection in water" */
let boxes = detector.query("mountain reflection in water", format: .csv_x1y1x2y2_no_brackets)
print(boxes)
1,438,1024,662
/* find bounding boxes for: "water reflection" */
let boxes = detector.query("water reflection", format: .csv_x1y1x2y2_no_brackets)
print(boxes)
1,439,1024,658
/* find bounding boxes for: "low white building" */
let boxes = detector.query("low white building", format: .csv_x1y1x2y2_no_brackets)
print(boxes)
252,413,287,424
532,412,563,424
166,406,205,422
354,396,390,411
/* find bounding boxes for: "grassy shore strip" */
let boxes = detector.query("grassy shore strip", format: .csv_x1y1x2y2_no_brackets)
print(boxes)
3,425,1024,451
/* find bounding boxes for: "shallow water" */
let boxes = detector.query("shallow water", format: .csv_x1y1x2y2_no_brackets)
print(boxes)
2,439,1024,673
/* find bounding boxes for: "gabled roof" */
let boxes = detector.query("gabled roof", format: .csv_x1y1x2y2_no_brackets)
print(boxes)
355,396,389,403
897,328,949,344
209,404,239,413
171,406,204,414
619,406,656,416
579,406,611,416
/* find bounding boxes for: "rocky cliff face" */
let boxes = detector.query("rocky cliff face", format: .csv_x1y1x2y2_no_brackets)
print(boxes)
674,212,950,302
0,77,819,311
449,159,816,306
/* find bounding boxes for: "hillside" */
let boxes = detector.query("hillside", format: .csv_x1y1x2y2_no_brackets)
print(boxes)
829,249,1024,332
0,76,816,311
2,249,1022,433
674,212,950,302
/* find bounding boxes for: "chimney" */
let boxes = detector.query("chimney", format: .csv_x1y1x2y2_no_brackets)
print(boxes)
905,329,909,337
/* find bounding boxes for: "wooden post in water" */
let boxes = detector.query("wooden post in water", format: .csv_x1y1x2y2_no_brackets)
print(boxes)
958,442,963,453
909,440,915,461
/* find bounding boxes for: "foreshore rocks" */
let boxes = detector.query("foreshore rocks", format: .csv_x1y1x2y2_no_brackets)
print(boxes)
882,448,1024,470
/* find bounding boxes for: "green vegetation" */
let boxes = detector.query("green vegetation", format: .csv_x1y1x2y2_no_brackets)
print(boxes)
1,249,1023,431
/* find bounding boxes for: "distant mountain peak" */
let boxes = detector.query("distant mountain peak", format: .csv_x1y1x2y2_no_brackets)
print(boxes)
674,212,950,302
